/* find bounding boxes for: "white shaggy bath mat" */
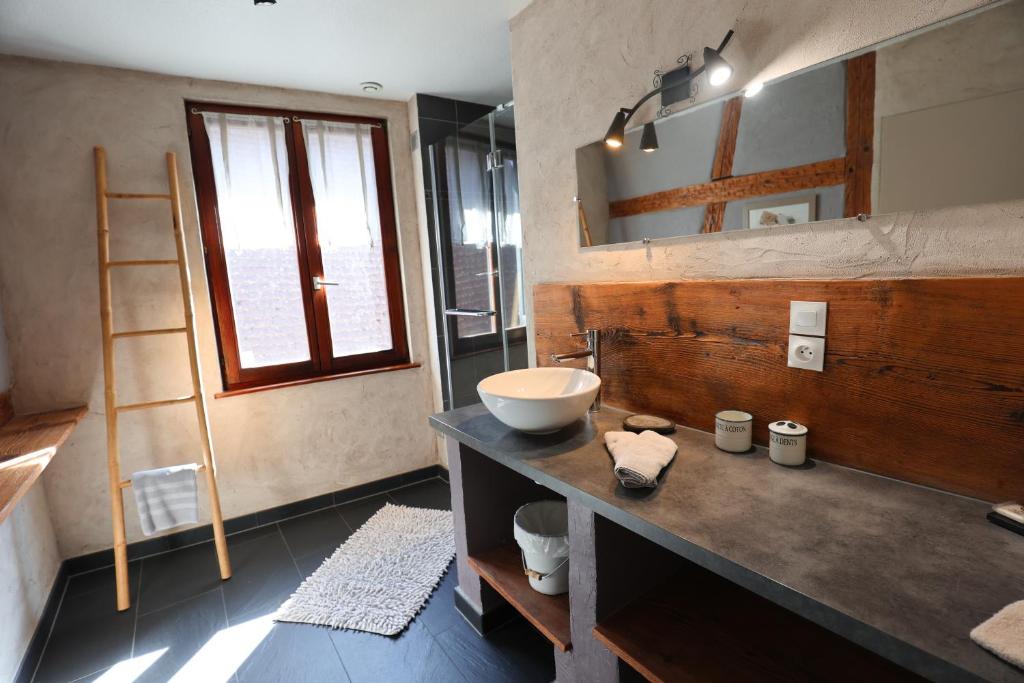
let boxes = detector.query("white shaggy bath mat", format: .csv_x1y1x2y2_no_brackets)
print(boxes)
275,503,455,635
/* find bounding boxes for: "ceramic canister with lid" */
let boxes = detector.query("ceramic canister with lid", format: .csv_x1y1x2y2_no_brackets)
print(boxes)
768,420,808,466
715,410,753,453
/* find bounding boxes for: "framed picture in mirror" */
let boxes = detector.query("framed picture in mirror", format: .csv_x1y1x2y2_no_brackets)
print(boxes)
743,194,816,229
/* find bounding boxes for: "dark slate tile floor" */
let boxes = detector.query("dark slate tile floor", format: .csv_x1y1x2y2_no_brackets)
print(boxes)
30,478,555,683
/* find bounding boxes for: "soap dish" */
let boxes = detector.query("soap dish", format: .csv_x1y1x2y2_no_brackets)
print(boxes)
988,502,1024,537
623,414,676,434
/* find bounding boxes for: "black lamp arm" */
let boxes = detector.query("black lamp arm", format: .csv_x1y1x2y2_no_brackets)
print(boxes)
717,29,735,54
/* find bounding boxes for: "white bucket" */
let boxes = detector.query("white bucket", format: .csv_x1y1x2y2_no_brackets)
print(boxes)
513,500,570,595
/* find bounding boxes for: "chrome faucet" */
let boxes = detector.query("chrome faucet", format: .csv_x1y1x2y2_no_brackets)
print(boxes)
550,329,601,412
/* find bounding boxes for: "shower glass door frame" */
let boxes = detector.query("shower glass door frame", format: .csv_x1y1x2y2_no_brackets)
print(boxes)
429,101,525,408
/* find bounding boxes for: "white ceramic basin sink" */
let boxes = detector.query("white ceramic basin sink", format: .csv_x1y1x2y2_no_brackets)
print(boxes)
477,367,601,434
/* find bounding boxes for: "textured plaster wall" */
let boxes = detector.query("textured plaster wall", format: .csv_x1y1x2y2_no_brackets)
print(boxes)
0,485,61,681
0,55,438,556
509,0,1024,362
1,282,62,679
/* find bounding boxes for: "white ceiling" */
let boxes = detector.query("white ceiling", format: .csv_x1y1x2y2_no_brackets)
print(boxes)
0,0,532,104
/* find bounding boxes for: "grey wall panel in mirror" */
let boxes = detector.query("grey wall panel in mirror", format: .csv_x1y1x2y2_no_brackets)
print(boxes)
730,62,846,176
576,0,1024,248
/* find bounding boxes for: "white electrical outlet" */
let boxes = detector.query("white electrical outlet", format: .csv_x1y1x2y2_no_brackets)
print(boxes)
789,301,827,336
788,335,825,372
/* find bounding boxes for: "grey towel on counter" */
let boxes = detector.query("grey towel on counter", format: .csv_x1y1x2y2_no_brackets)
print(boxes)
971,600,1024,670
132,464,199,536
605,430,678,488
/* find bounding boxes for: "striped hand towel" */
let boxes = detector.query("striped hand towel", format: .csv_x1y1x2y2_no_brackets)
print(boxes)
132,464,199,536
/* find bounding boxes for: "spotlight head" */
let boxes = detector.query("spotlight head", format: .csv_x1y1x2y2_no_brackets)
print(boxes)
604,110,627,149
640,122,658,153
703,46,733,87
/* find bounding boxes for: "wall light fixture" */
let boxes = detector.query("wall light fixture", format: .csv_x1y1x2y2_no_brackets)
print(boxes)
640,122,659,153
604,29,735,151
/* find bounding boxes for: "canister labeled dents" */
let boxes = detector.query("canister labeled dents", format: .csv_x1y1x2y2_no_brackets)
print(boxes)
769,420,808,466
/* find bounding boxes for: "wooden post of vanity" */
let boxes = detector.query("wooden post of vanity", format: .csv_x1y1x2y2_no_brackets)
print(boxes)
447,436,555,631
554,501,618,682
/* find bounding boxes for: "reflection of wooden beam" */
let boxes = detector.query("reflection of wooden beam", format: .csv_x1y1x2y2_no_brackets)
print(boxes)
703,96,744,233
710,97,743,180
577,200,594,247
612,54,876,225
844,52,875,217
703,202,726,233
610,157,845,219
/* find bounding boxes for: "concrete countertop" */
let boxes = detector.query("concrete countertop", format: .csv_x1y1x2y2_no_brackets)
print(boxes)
430,404,1024,683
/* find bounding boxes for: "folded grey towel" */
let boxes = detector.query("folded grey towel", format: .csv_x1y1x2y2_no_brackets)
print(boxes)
132,464,199,536
604,430,677,488
971,600,1024,670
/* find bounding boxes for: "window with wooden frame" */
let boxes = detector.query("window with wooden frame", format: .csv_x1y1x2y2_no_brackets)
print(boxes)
185,102,410,393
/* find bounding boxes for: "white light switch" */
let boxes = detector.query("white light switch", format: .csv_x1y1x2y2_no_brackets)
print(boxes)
796,310,817,327
789,301,827,336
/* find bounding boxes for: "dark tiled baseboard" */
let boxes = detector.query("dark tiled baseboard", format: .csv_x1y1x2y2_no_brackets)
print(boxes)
65,464,448,575
14,562,68,683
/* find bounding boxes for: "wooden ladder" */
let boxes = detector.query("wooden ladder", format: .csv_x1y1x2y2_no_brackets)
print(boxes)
93,146,231,611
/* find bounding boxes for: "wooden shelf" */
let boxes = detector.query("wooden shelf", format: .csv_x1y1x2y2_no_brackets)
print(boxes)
592,563,919,683
0,405,88,524
467,543,572,652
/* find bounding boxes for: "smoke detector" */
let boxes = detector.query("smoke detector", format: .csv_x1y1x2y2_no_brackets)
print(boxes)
361,82,383,94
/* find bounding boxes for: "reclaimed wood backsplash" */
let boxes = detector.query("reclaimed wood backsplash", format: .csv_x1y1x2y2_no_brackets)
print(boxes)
534,278,1024,502
0,391,12,427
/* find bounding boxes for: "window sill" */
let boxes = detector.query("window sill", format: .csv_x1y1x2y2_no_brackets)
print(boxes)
214,362,422,399
0,404,88,525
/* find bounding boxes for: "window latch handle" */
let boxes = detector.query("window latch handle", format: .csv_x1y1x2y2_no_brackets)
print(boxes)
313,276,340,291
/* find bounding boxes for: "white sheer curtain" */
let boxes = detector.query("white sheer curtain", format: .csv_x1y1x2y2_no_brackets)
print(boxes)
301,119,392,357
202,112,310,368
445,136,493,247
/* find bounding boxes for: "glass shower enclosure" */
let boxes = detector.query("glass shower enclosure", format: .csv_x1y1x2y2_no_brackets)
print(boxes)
428,103,527,408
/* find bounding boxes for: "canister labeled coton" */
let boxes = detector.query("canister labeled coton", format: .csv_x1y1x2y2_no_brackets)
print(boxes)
769,421,808,466
715,410,753,453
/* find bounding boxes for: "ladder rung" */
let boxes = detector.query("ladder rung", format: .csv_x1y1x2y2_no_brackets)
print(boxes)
119,463,205,488
116,396,195,412
107,259,179,267
112,327,187,339
105,192,172,200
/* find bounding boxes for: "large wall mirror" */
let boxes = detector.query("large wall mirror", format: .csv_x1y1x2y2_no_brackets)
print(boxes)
576,0,1024,247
